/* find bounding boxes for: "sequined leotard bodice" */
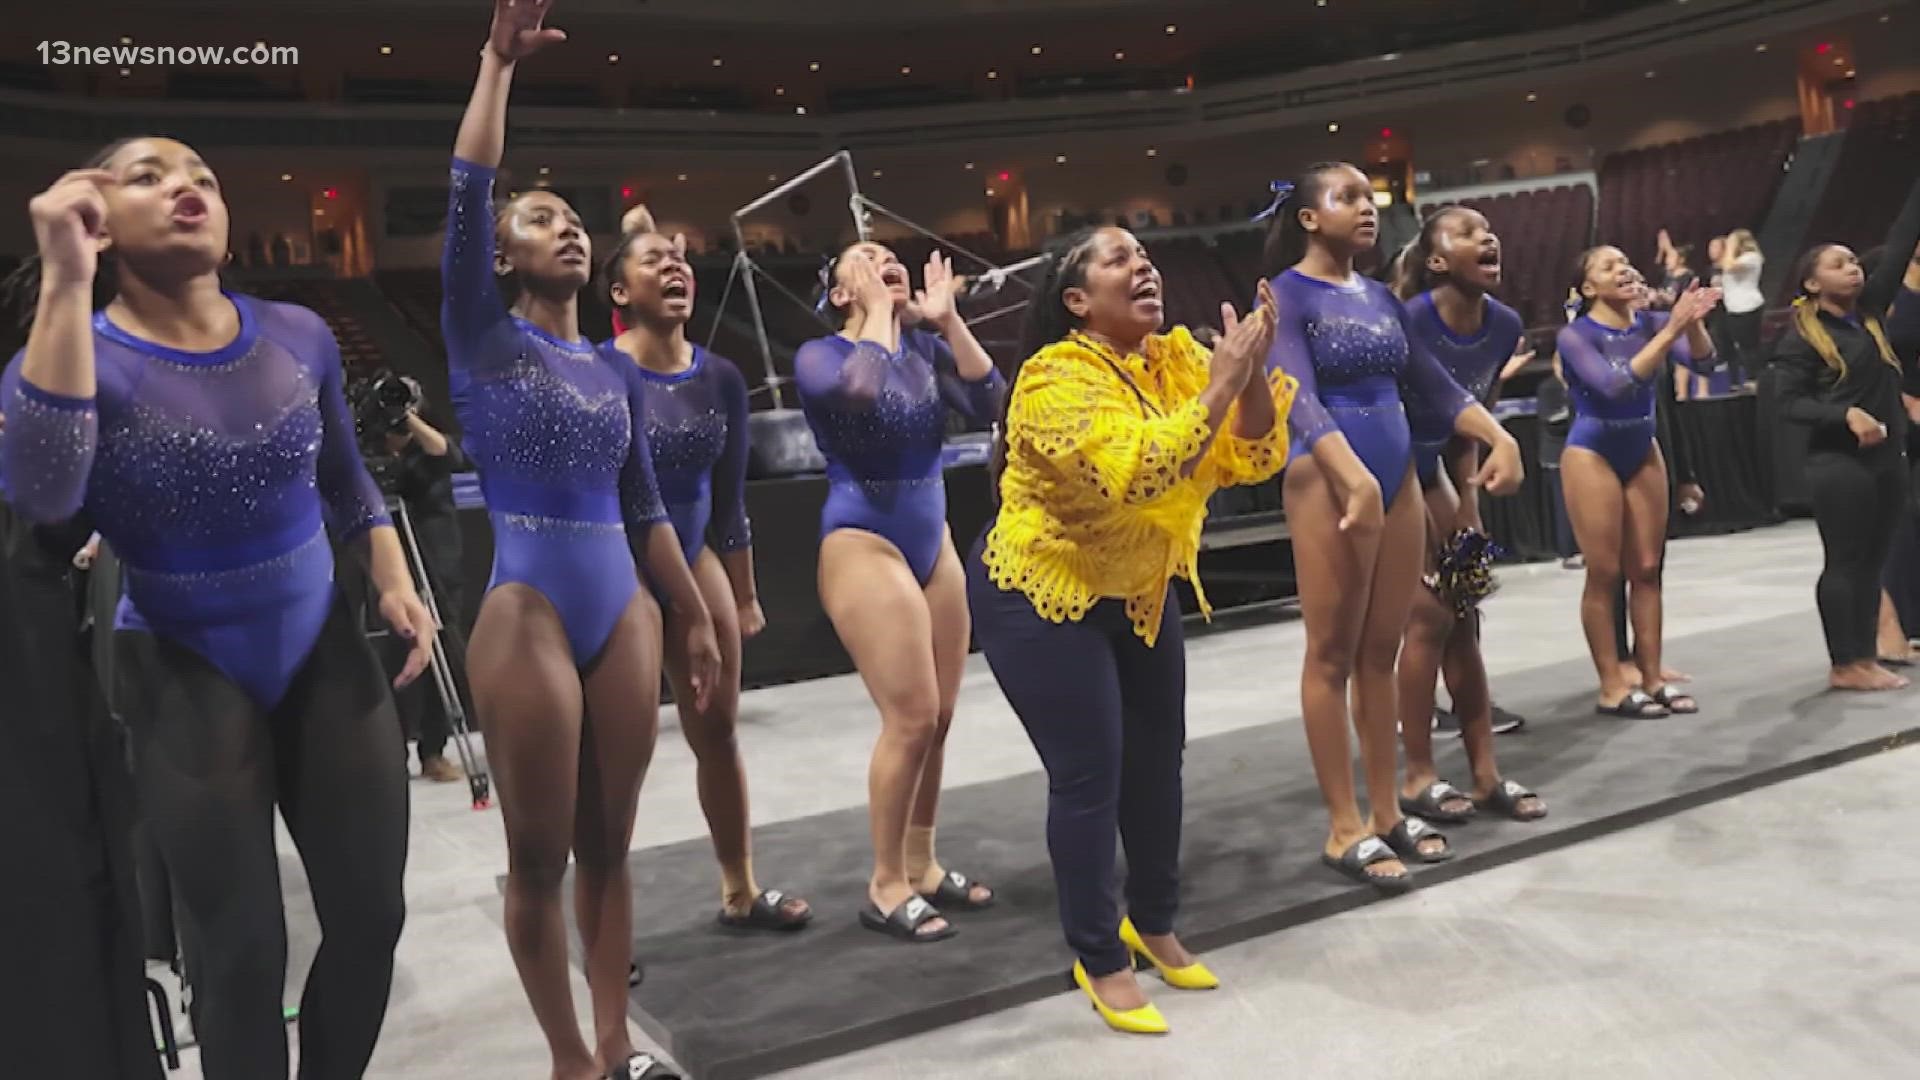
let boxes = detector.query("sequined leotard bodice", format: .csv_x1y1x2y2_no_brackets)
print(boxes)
1403,292,1525,487
606,344,753,567
1556,311,1702,481
793,329,1003,584
442,156,667,665
1,296,390,707
1263,269,1477,506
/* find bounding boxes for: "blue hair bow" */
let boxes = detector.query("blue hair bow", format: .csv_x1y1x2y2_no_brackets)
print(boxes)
812,255,838,314
1251,180,1297,223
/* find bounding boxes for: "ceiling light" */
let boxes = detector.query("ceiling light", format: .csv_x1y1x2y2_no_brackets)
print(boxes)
1114,50,1126,61
795,105,808,115
379,44,393,55
1318,0,1328,6
872,169,884,178
1644,69,1656,78
776,86,785,95
280,173,293,181
712,56,723,67
607,53,619,63
810,61,821,72
1055,154,1067,164
1755,43,1768,52
539,166,550,175
987,69,999,80
1327,121,1340,132
986,188,997,197
1845,68,1857,77
901,65,912,75
1030,44,1043,55
676,174,689,183
314,208,325,217
766,174,777,183
119,68,130,76
119,35,132,44
1526,92,1538,102
1833,57,1845,66
964,162,975,170
1146,147,1158,157
1165,24,1177,34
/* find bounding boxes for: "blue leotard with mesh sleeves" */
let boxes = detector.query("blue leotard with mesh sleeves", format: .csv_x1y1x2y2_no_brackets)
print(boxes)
1263,269,1478,507
1557,311,1708,481
442,156,668,666
1403,292,1525,488
1,295,390,709
794,329,1002,585
606,344,753,567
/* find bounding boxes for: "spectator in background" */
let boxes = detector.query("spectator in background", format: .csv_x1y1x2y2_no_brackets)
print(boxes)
1654,231,1712,399
1865,239,1920,662
1717,228,1765,386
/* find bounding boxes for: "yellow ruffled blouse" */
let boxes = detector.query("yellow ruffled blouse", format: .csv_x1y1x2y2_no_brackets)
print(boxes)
982,327,1297,645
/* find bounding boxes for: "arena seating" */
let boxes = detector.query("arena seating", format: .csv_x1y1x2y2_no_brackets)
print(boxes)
249,277,385,376
1597,118,1800,277
1799,92,1920,268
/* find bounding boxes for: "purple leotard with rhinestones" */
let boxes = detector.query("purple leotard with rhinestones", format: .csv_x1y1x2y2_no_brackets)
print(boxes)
793,329,1002,584
1557,311,1706,481
1,296,390,708
442,156,668,666
605,344,754,567
1403,292,1525,487
1263,269,1477,507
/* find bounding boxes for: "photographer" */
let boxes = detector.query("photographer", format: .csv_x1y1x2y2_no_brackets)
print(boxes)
369,375,474,783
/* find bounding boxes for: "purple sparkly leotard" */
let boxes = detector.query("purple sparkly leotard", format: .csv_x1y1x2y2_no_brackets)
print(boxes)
606,344,753,567
1403,292,1525,488
1264,269,1478,507
794,329,1003,584
1556,311,1707,481
442,156,668,666
1,295,390,709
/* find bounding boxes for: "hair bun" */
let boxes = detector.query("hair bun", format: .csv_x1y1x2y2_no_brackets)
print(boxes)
621,204,657,236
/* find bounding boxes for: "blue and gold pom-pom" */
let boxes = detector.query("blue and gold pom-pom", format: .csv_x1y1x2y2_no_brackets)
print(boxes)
1424,527,1503,617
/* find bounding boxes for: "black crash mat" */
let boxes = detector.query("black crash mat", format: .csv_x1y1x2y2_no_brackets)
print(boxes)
610,610,1918,1079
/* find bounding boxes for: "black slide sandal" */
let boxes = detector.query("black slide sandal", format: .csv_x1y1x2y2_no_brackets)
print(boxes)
1477,779,1547,822
1320,836,1414,893
919,869,996,910
716,888,813,932
858,896,957,943
1383,817,1453,864
1596,689,1669,718
1399,779,1478,824
608,1051,681,1079
1647,685,1698,714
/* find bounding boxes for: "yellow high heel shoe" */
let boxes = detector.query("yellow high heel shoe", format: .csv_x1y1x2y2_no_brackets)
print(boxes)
1119,917,1220,991
1072,961,1169,1035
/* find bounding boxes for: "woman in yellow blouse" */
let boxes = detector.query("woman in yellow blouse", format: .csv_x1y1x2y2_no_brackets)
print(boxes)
968,226,1293,1034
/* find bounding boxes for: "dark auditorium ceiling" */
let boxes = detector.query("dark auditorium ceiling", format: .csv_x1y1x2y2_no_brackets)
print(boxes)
17,0,1680,112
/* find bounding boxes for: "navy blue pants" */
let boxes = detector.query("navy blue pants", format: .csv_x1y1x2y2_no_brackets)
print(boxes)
968,539,1187,977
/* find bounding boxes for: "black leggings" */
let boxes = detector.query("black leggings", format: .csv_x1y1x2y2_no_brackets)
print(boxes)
115,591,409,1080
1806,451,1909,666
1724,309,1762,382
968,543,1186,977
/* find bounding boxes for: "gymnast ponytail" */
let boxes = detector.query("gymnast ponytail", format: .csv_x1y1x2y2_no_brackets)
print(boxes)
1259,163,1346,280
1395,206,1470,301
988,228,1101,491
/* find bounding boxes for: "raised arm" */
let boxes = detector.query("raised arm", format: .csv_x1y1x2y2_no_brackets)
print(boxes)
443,1,567,367
921,331,1005,425
2,169,119,523
1864,175,1920,321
